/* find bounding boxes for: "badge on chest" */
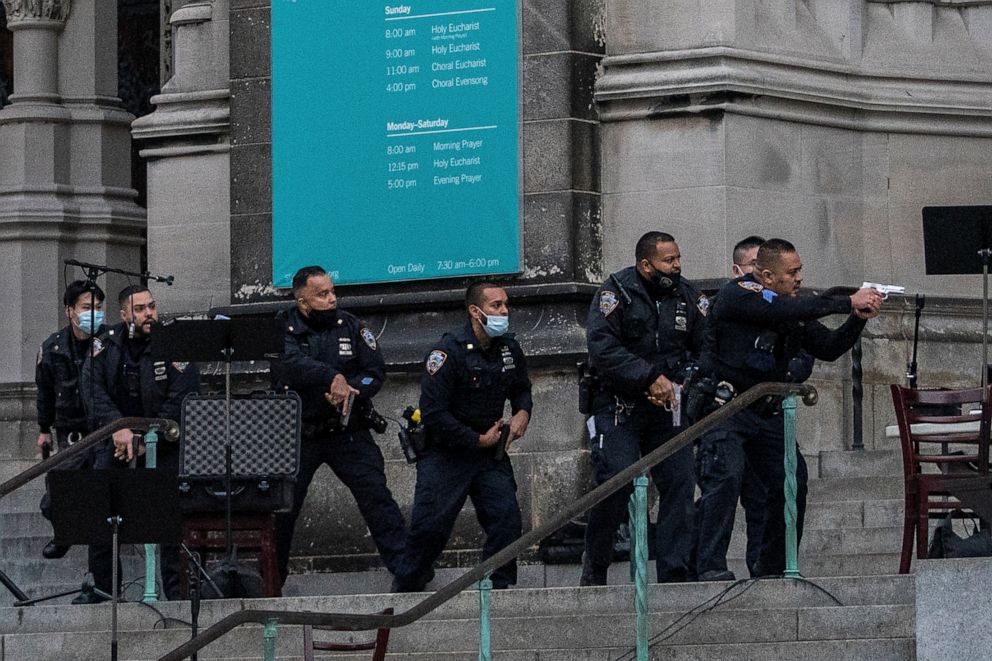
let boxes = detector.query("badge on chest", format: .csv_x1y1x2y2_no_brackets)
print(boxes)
674,301,688,333
500,345,516,371
338,337,353,357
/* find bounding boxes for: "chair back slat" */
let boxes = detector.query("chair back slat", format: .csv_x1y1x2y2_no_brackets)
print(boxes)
890,385,992,479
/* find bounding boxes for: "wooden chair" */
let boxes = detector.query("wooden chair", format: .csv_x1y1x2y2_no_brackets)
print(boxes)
303,608,393,661
890,384,992,573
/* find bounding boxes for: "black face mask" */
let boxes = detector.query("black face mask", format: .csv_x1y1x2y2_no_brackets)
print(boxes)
652,269,680,293
306,307,338,329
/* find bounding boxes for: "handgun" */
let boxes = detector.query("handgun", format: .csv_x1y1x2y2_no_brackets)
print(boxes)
862,282,905,299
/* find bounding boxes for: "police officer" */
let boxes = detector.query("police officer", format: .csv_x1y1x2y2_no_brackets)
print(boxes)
695,238,882,578
392,282,533,592
275,266,406,586
694,236,796,581
36,280,107,560
582,231,708,585
84,284,200,601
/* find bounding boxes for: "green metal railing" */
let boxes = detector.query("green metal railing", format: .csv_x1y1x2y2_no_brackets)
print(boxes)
0,417,181,498
158,381,816,661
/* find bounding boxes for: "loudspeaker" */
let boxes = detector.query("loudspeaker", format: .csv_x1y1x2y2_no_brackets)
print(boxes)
179,392,301,513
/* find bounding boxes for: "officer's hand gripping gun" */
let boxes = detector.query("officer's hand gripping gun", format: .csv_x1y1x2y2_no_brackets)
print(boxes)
493,425,511,461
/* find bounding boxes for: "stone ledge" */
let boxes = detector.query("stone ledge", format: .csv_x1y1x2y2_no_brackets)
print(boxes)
596,47,992,136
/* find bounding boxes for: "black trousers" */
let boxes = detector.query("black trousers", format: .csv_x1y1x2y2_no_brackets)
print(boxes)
274,429,406,584
694,408,809,577
393,448,521,590
583,407,695,583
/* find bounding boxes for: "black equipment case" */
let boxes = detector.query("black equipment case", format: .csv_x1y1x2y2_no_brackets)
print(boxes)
179,392,301,513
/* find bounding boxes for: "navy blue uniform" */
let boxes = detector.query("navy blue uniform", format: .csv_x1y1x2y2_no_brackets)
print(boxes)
695,274,864,576
274,307,405,584
583,266,708,584
36,325,105,520
83,323,200,599
393,321,533,590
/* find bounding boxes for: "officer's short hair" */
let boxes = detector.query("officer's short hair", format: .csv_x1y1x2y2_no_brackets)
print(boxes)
63,280,105,308
466,281,503,310
756,239,798,269
291,266,327,297
733,235,765,265
635,231,676,262
118,284,150,309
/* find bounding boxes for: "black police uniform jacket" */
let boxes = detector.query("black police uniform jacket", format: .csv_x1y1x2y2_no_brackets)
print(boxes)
279,307,385,425
83,323,200,429
36,324,104,434
705,274,866,392
587,266,709,402
420,321,533,452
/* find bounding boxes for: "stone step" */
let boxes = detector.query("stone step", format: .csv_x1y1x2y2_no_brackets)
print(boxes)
0,576,916,635
0,602,915,660
817,449,902,479
808,476,903,502
0,487,47,514
123,639,916,661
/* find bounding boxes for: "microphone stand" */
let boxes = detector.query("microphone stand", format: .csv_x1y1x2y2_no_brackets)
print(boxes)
907,294,925,389
63,259,174,287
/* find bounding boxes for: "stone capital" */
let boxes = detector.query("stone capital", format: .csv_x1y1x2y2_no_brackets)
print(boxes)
1,0,71,29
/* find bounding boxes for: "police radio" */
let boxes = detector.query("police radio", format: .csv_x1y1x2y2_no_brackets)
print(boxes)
398,406,427,463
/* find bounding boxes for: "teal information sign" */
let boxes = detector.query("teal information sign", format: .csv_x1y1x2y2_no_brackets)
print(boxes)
271,1,521,286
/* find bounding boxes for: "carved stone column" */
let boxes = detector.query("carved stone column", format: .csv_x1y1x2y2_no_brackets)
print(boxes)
0,0,145,458
1,0,70,102
133,0,231,312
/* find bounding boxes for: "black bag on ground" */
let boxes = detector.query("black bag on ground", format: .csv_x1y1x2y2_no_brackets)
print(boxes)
928,511,992,559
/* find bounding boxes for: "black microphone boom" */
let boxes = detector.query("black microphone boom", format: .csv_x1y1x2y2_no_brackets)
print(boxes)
64,259,174,286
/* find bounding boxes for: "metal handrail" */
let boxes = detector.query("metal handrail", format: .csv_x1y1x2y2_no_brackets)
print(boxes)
0,417,181,498
157,381,817,661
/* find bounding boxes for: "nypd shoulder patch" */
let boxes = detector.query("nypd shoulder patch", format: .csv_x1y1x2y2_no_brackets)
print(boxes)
599,290,619,317
696,295,711,316
737,281,764,293
426,350,447,375
360,327,378,351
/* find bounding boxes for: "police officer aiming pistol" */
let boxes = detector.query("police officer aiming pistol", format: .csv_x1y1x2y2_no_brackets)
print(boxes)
694,238,882,578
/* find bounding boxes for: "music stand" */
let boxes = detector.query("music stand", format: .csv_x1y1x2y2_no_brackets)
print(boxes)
48,469,181,661
923,206,992,387
150,317,284,601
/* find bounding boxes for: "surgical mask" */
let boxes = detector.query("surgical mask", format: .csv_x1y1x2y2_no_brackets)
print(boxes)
481,313,510,337
73,310,104,336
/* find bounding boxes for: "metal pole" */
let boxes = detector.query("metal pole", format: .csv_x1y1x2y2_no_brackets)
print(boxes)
478,576,493,661
262,618,279,661
782,396,800,578
629,475,649,661
142,426,159,603
851,339,864,451
983,250,990,389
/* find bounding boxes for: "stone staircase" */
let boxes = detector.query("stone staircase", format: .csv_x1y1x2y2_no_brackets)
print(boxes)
0,576,916,660
0,444,923,659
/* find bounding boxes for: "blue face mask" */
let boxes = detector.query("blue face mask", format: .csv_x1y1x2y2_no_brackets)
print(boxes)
73,309,104,336
481,313,509,337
